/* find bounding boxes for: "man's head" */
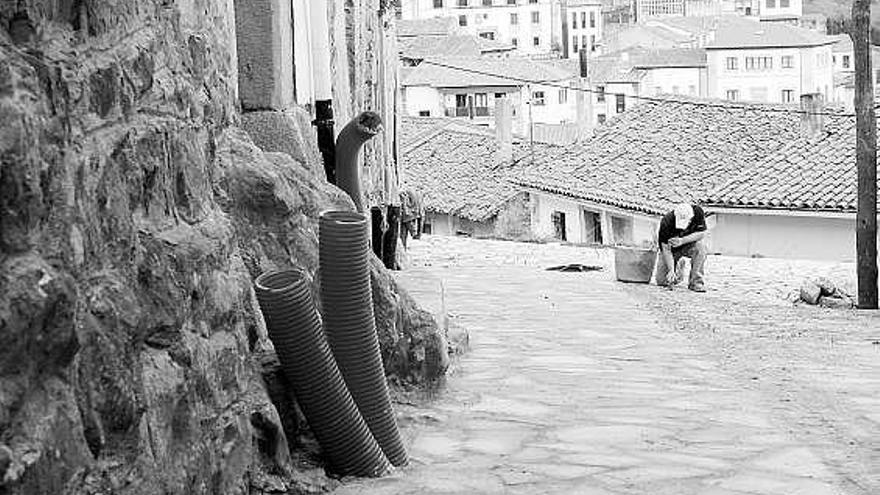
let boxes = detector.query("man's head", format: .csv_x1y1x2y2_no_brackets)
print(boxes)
673,203,694,230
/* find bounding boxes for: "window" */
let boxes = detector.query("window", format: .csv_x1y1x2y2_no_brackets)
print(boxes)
781,89,794,103
495,92,506,99
590,11,596,28
510,13,518,24
474,92,488,109
597,85,605,102
572,13,577,29
749,86,768,101
672,85,679,94
418,110,431,116
511,37,518,46
458,0,468,6
582,35,588,48
434,0,444,7
615,94,625,113
654,86,662,95
479,32,495,40
726,89,739,101
597,113,606,124
745,56,772,70
780,0,789,6
572,36,578,52
581,12,586,28
531,11,540,23
766,0,775,7
458,15,467,26
529,0,537,3
551,211,567,241
688,85,696,95
507,0,516,4
781,55,793,68
482,0,492,5
843,55,851,69
725,57,738,70
558,88,568,104
533,36,540,46
532,90,546,105
590,34,596,51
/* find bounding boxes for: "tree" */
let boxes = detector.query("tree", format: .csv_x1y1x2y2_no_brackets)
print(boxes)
853,0,879,309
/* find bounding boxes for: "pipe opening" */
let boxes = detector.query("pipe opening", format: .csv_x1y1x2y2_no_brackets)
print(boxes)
255,269,309,293
321,210,368,225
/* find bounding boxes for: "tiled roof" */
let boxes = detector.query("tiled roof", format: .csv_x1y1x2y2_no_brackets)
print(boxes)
704,115,880,212
398,17,460,37
513,97,803,215
703,16,834,49
402,56,576,88
400,117,558,221
400,35,516,60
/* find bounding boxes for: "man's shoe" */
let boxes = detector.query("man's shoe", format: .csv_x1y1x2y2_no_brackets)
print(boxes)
688,284,706,293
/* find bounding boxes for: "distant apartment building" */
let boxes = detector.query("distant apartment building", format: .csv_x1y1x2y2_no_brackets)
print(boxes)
755,0,802,22
563,0,603,57
829,34,880,111
400,0,564,55
705,18,834,104
588,47,707,126
401,56,578,134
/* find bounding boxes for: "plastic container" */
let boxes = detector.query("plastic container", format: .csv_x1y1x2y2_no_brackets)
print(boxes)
614,246,658,284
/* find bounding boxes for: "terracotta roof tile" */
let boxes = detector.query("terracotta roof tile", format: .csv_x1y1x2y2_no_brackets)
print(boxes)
514,97,803,214
400,117,558,221
704,115,880,211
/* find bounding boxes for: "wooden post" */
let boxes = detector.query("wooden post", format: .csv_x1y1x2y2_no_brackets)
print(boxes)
853,0,878,309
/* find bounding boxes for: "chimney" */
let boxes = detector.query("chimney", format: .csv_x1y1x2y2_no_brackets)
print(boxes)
800,93,825,138
495,96,513,165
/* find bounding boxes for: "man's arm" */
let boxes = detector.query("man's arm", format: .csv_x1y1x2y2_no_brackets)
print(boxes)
672,230,706,247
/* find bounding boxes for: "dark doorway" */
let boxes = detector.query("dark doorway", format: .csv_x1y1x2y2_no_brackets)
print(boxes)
551,211,567,241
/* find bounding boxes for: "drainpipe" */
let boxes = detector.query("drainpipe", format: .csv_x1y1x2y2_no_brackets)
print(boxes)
336,112,383,213
310,0,337,183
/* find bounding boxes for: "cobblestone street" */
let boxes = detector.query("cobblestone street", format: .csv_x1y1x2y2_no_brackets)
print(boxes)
334,236,880,495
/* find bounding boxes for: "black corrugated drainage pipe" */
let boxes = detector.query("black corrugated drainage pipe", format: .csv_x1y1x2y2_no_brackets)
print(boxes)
335,112,382,213
319,211,409,466
254,269,391,477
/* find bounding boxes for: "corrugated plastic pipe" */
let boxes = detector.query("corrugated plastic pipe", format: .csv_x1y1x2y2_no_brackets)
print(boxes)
254,269,391,477
335,112,383,213
319,211,409,466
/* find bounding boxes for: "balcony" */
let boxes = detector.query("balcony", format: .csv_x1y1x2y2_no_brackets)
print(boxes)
444,106,493,118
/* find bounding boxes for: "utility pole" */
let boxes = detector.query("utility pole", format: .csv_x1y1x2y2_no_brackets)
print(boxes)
853,0,878,309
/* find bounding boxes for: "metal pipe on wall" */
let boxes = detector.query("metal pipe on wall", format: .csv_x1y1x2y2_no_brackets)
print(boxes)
309,0,337,183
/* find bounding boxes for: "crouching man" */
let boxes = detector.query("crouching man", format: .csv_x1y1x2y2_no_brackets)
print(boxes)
656,203,708,292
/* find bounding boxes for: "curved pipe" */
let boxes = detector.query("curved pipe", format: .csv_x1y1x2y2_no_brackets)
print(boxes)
254,269,392,477
318,211,409,466
335,112,383,212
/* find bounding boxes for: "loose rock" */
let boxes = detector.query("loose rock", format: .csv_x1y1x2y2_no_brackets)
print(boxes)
799,280,821,305
818,295,854,310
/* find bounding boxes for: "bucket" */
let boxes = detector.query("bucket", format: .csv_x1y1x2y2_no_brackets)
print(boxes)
614,246,657,284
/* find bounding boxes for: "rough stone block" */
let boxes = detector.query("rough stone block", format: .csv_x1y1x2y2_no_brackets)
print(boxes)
240,109,323,180
799,280,821,305
815,277,837,297
818,295,854,310
234,0,295,110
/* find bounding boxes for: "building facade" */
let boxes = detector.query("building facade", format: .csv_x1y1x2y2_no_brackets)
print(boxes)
401,0,563,55
564,0,603,57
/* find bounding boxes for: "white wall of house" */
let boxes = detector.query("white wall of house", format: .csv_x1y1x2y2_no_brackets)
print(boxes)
529,192,666,246
707,44,833,103
403,85,446,116
565,2,603,58
642,67,707,96
756,0,801,18
711,210,861,261
524,82,578,130
402,0,561,55
591,81,638,125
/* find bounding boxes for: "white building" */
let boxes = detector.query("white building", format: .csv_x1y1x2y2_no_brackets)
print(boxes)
756,0,802,22
564,0,603,58
585,47,707,126
401,56,577,134
400,0,564,56
704,17,834,104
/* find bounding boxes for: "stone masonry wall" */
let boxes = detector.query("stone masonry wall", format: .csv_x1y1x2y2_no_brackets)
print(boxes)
0,1,443,493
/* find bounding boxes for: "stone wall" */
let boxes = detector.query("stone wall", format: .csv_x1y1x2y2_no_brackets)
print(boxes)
0,1,443,493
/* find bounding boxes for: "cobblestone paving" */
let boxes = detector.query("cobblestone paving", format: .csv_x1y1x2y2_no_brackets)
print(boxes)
333,236,880,495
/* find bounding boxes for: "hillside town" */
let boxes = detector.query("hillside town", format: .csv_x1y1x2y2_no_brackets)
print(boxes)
1,1,879,495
